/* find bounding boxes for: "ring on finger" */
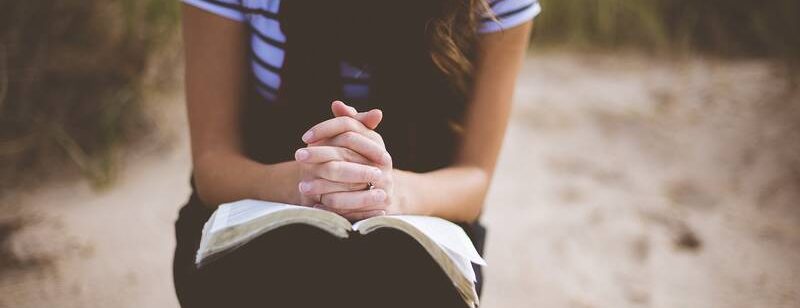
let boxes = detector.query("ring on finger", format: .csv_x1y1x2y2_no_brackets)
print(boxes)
365,182,375,191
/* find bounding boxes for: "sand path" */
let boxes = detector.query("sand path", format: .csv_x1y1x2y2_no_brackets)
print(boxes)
1,53,798,308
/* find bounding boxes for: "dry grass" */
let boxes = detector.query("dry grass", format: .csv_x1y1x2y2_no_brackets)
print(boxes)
533,0,800,60
0,0,180,191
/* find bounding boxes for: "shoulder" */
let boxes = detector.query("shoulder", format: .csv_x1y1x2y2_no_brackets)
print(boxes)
181,0,282,22
479,0,542,34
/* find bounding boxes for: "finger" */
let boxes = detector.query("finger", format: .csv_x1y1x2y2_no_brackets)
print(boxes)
312,126,385,149
341,209,387,221
295,146,370,165
298,178,370,195
322,132,390,166
318,189,388,211
313,204,386,221
302,116,370,144
315,161,382,183
331,100,357,117
331,101,383,130
355,109,383,130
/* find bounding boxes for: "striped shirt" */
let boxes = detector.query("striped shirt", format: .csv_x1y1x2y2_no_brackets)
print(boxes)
183,0,542,102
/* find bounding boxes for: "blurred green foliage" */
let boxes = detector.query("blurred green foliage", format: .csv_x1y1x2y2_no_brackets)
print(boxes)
0,0,180,190
533,0,800,59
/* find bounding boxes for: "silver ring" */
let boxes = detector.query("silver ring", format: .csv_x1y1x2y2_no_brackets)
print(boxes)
366,182,375,191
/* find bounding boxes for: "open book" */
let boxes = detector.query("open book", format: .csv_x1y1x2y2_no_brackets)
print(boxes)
196,199,486,307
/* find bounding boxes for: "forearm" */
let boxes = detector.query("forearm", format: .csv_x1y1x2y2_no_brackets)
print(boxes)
395,166,491,223
396,22,533,223
192,152,301,208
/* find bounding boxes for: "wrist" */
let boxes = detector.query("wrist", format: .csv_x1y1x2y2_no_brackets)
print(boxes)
252,161,302,205
249,163,272,202
392,170,424,216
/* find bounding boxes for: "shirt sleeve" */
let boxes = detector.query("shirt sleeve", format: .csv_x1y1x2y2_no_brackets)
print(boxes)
479,0,541,34
182,0,246,22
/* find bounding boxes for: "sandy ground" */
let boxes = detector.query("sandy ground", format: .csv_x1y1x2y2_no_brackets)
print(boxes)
1,52,799,308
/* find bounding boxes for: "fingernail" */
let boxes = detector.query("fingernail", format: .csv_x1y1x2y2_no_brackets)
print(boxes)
379,210,387,216
382,153,392,165
299,182,312,193
373,190,386,202
295,149,309,161
301,131,314,143
348,106,357,114
371,168,382,180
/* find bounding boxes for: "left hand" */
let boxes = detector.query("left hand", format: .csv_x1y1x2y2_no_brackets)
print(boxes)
299,101,401,220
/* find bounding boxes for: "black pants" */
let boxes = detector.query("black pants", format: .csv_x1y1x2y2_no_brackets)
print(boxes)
173,194,482,308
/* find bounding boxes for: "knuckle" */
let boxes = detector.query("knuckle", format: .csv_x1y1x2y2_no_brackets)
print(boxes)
367,131,383,142
344,148,365,164
382,153,393,167
331,147,345,161
362,167,375,182
364,195,379,208
322,194,340,207
313,148,328,161
369,190,384,204
323,137,339,148
309,179,325,194
360,192,377,207
341,148,357,162
342,131,359,143
323,162,340,177
327,148,343,162
343,118,361,131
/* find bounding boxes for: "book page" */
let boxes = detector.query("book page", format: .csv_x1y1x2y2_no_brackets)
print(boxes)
443,247,477,282
355,215,486,266
197,199,353,267
209,199,301,233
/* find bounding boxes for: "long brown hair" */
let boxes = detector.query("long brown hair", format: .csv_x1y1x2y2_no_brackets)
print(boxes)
252,0,493,171
427,0,491,94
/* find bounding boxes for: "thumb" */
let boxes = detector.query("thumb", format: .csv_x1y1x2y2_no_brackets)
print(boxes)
355,109,383,130
331,100,357,117
330,101,383,130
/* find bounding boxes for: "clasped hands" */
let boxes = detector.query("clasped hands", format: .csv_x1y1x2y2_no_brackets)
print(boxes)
295,101,399,220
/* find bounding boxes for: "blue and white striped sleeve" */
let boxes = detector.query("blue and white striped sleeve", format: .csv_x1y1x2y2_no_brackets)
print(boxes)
480,0,541,33
182,0,246,22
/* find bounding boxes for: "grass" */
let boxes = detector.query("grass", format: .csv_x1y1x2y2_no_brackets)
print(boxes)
0,0,180,191
532,0,800,60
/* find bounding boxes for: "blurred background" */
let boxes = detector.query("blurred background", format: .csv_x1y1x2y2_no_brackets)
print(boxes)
0,0,798,307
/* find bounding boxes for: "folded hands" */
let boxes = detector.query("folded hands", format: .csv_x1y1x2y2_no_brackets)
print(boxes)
295,101,401,220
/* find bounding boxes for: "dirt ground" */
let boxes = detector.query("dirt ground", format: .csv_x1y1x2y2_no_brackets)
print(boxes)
1,52,798,308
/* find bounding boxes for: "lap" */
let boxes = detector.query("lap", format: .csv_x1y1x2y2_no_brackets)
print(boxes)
173,202,468,308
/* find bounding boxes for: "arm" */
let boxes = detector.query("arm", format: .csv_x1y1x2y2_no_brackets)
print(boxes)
185,5,394,209
182,5,300,207
302,22,534,222
396,21,533,222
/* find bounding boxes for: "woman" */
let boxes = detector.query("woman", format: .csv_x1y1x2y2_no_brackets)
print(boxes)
174,0,539,307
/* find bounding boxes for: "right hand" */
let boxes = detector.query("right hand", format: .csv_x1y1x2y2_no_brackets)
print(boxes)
294,102,389,219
